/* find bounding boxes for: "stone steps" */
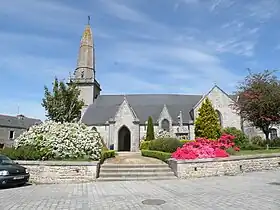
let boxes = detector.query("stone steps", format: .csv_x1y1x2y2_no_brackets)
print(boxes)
97,163,177,182
97,176,177,182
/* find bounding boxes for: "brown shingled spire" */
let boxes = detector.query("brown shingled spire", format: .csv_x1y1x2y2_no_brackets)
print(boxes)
74,16,95,81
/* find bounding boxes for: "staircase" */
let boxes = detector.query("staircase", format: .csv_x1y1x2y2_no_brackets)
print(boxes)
97,152,177,181
97,163,177,181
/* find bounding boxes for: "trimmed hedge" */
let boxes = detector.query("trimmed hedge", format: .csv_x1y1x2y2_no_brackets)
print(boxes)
100,150,116,164
148,138,183,153
0,146,51,160
140,141,151,150
141,150,171,162
179,139,194,144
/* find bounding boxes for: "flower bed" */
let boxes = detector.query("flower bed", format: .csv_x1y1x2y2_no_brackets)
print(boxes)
172,134,240,160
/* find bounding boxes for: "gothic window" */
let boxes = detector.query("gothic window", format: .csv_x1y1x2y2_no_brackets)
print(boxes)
81,71,84,78
270,128,277,140
161,119,170,132
216,110,222,127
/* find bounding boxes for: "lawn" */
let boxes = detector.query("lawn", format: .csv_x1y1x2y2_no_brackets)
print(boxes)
235,149,280,156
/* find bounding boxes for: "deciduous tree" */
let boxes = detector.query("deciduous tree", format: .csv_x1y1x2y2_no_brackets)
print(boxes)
232,70,280,141
42,78,84,123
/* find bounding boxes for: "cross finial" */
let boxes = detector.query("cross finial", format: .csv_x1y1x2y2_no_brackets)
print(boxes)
88,16,91,25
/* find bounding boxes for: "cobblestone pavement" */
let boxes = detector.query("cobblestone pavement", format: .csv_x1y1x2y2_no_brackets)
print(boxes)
1,170,280,210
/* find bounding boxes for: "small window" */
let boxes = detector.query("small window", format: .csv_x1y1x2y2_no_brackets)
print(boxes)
270,128,277,140
9,131,15,139
81,71,84,78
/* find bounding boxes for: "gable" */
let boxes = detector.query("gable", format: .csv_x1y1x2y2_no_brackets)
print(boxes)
114,97,138,122
193,85,235,111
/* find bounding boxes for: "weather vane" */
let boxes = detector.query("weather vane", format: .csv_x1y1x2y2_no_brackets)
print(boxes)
88,15,91,25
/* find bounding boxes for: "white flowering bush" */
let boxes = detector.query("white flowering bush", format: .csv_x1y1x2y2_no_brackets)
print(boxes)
14,121,103,160
156,129,173,139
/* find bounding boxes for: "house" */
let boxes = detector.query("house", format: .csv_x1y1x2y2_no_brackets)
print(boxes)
0,114,41,148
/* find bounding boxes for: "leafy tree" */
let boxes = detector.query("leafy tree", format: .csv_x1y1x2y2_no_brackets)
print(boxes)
232,70,280,141
194,97,221,139
42,78,84,123
146,116,155,141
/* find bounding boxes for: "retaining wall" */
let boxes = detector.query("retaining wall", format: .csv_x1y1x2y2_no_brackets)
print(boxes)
17,160,99,184
168,153,280,178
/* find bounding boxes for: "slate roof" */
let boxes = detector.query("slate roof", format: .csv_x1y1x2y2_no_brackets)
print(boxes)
0,114,42,129
82,94,203,125
82,93,238,125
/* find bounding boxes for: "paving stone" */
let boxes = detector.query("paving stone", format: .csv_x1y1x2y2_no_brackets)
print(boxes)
0,170,280,209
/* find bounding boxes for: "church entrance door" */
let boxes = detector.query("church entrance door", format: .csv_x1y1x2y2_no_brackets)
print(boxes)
118,126,131,151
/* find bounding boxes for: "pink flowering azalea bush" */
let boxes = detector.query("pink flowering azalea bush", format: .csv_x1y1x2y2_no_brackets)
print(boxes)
172,134,240,160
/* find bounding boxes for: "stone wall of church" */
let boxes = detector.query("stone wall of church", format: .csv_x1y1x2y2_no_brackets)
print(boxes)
113,99,140,152
194,86,241,130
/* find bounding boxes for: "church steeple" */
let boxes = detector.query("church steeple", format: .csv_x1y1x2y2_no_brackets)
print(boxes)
70,17,101,110
74,16,95,81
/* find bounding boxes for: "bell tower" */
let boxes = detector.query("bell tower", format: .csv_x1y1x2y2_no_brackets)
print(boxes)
69,16,101,111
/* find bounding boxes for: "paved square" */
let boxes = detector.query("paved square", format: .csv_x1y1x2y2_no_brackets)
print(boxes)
1,170,280,210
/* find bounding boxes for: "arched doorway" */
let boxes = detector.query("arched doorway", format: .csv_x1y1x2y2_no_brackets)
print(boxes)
118,126,131,151
161,119,170,132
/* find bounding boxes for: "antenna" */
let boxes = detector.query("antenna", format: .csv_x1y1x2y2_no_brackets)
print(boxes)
88,15,91,25
17,105,20,115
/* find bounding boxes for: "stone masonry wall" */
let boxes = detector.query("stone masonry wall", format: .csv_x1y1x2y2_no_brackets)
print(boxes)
17,161,99,184
168,154,280,178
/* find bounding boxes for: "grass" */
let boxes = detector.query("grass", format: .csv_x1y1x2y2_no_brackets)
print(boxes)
234,149,280,156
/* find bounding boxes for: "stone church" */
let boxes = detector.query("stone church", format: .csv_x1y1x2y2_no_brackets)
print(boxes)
69,21,277,152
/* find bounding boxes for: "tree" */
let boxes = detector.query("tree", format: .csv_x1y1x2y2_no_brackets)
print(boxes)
42,78,84,123
194,97,221,139
146,116,155,141
232,69,280,141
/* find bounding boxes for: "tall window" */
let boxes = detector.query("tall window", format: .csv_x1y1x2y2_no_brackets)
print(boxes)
270,128,277,140
9,131,15,140
161,119,170,132
216,110,222,127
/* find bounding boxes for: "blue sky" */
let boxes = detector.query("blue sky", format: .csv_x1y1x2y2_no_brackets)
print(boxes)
0,0,280,120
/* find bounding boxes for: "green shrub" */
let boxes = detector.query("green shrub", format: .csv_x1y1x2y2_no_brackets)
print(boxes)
250,136,266,147
141,150,171,162
179,139,194,145
222,127,250,148
140,141,151,150
268,137,280,147
100,150,116,164
0,146,52,160
242,143,264,150
148,138,183,153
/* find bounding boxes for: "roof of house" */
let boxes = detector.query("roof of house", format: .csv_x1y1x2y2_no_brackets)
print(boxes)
0,114,42,129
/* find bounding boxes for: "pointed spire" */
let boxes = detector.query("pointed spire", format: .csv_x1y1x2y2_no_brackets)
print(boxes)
74,17,95,80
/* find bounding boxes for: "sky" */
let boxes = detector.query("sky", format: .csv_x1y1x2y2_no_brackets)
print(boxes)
0,0,280,120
